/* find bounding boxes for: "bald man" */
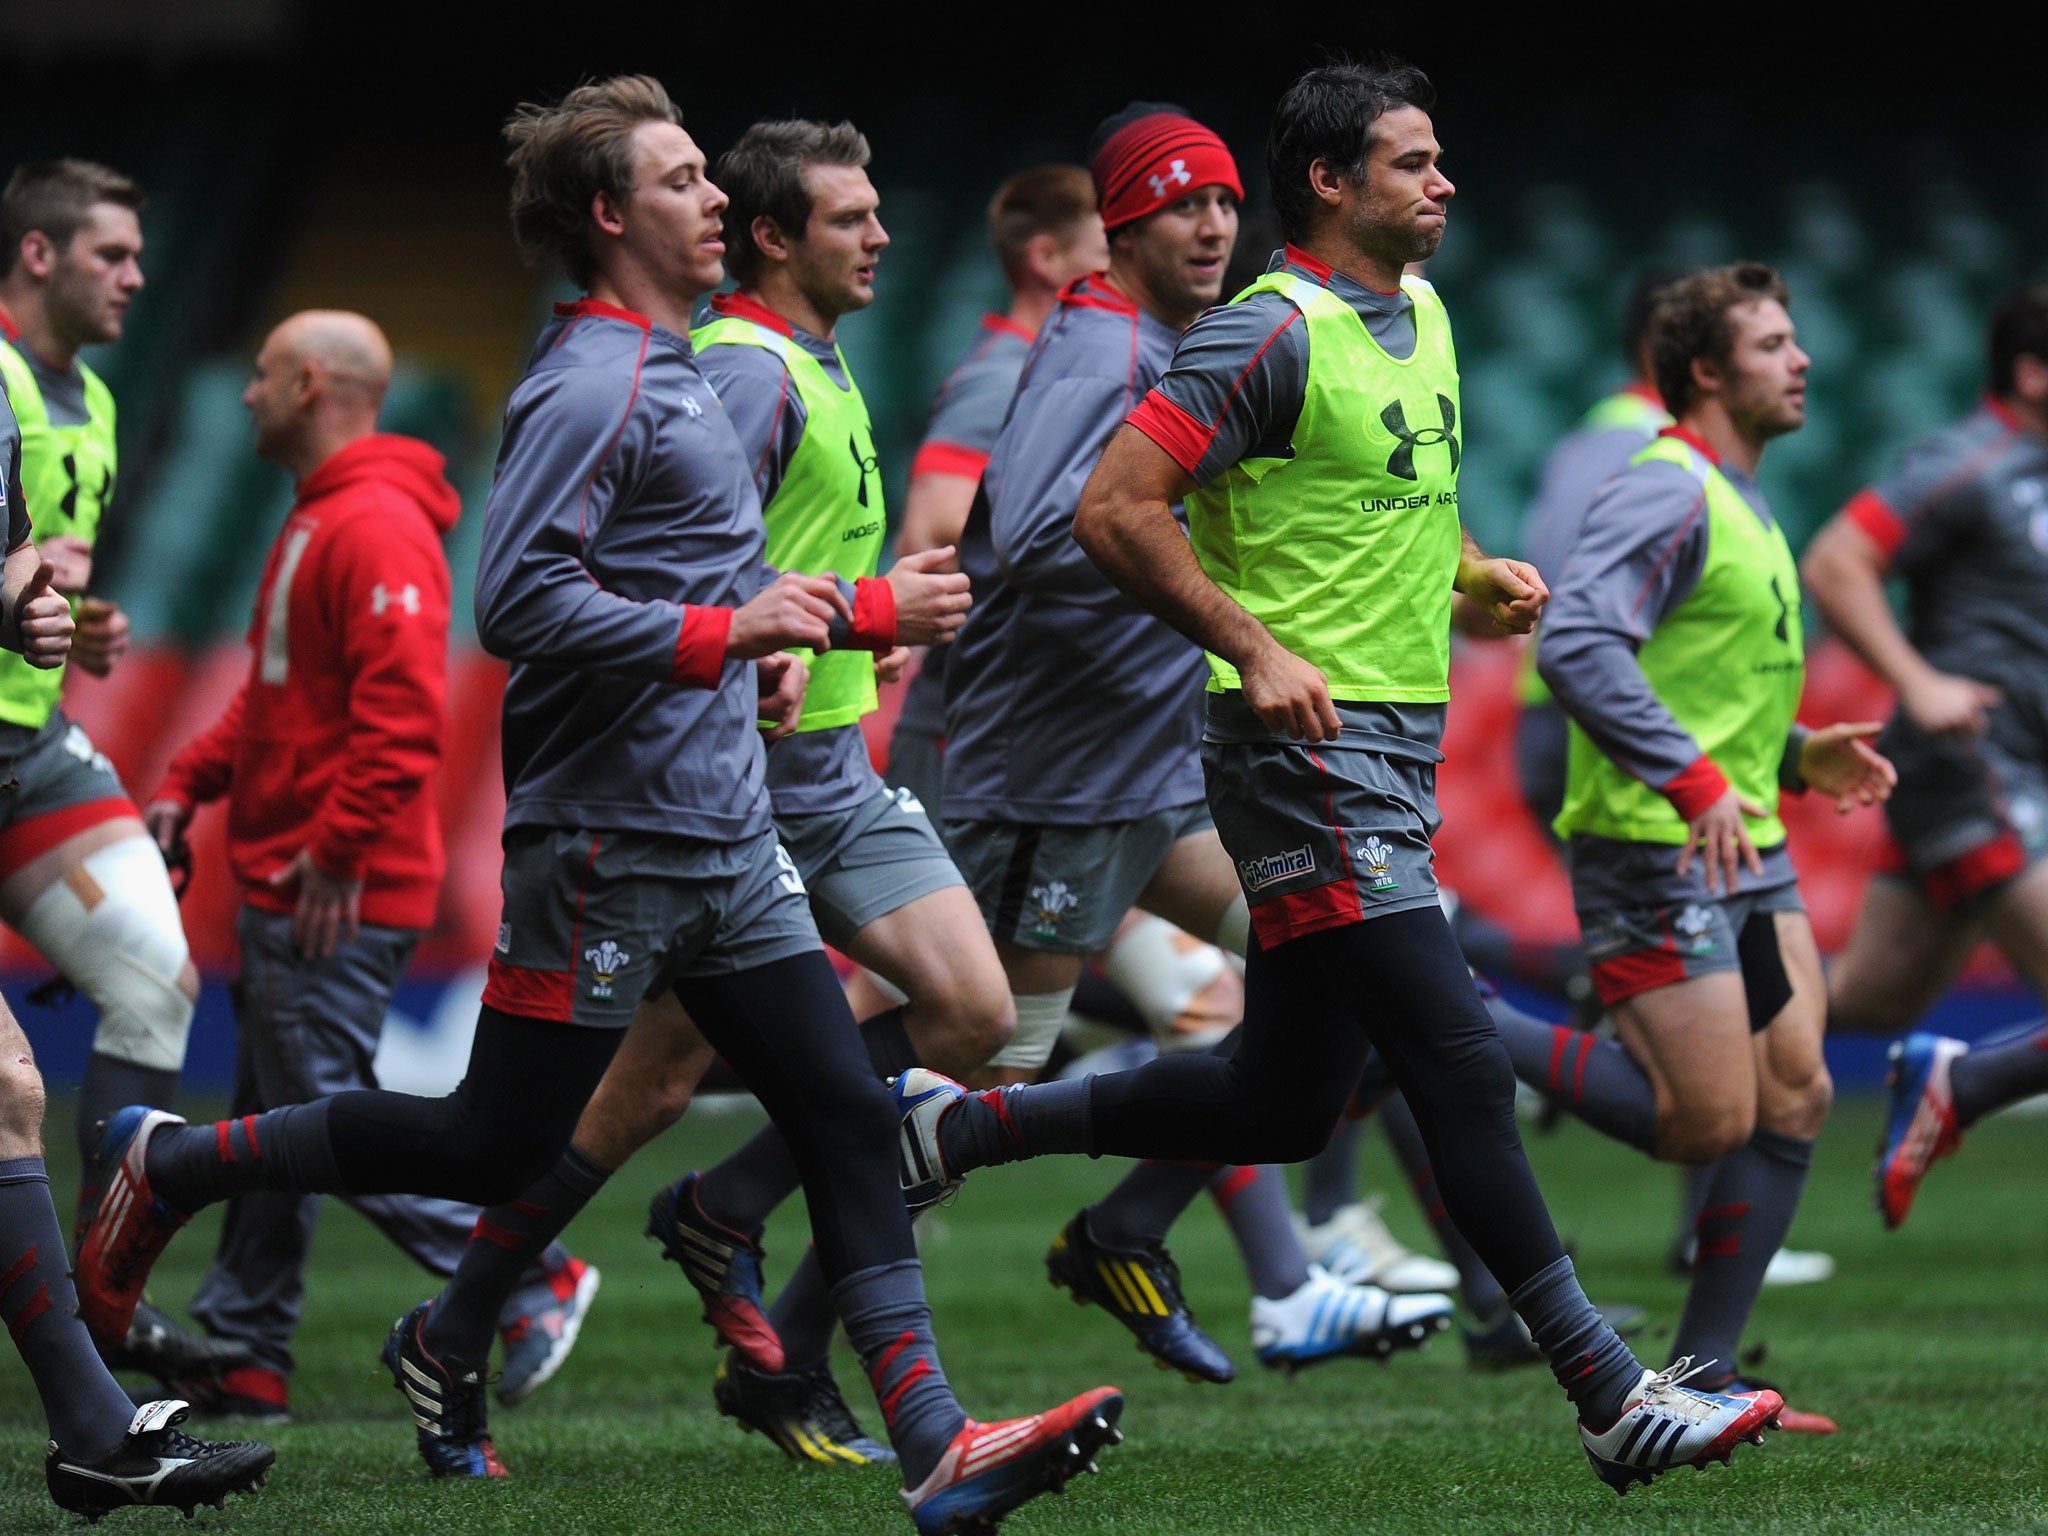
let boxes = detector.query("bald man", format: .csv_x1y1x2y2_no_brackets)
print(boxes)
139,311,598,1421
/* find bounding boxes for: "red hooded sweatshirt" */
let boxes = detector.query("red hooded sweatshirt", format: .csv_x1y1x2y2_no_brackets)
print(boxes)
156,434,459,931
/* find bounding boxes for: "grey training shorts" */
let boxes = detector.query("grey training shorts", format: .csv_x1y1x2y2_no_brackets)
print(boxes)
946,799,1213,954
483,824,820,1028
777,782,963,949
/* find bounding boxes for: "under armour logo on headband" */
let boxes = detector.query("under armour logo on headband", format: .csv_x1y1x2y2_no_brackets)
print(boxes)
1148,159,1192,200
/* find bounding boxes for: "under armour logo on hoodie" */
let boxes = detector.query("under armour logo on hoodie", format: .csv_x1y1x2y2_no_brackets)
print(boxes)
371,583,421,616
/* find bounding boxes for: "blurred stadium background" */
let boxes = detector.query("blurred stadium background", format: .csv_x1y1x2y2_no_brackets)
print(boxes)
2,5,2042,1089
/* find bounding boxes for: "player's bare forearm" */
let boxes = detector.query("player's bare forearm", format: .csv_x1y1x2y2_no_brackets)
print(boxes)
897,472,977,565
1799,516,1930,693
1074,426,1272,672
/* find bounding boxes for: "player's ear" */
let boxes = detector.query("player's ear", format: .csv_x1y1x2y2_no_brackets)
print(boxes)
1690,353,1722,400
750,214,792,266
589,187,629,240
1305,157,1346,212
2013,352,2048,406
15,230,57,281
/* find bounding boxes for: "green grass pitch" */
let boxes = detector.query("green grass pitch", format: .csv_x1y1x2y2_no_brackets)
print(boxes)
5,1092,2044,1534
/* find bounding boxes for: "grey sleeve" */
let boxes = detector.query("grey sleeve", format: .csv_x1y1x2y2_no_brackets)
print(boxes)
922,350,1019,459
1521,426,1652,578
702,345,808,508
1536,462,1713,794
473,367,686,680
0,386,25,552
1139,296,1307,483
988,373,1141,610
1871,429,1988,576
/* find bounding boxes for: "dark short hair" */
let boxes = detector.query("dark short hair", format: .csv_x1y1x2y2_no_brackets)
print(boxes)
718,120,870,286
503,74,683,289
1267,59,1435,243
1989,283,2048,397
1623,265,1692,369
1,159,146,278
1649,262,1792,417
987,164,1096,288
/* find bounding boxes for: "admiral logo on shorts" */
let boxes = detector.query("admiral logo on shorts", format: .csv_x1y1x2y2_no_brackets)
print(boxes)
1027,878,1079,938
584,940,630,999
1355,836,1399,893
1238,845,1316,891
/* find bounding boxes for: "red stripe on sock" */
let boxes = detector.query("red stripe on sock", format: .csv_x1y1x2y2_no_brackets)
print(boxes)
1571,1035,1594,1100
879,1358,932,1424
1211,1166,1260,1211
473,1218,525,1251
216,1121,235,1164
8,1283,50,1342
242,1115,261,1161
510,1200,548,1216
1547,1026,1571,1091
869,1329,915,1394
1698,1235,1742,1258
1409,1161,1435,1196
1425,1201,1449,1223
1696,1202,1751,1226
978,1087,1022,1154
0,1244,35,1293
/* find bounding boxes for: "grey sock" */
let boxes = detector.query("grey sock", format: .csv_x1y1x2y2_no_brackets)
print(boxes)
1209,1165,1311,1300
1674,1129,1815,1378
426,1145,611,1365
1487,994,1659,1153
1084,1160,1210,1251
833,1259,966,1486
148,1101,341,1213
1302,1115,1364,1226
1509,1254,1641,1430
936,1075,1096,1173
768,1245,837,1373
1674,1161,1717,1264
1950,1021,2048,1127
0,1158,135,1459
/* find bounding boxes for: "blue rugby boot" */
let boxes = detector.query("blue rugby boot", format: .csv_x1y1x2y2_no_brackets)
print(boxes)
1046,1212,1235,1384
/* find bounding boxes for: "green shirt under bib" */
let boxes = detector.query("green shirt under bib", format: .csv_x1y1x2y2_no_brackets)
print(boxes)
0,337,115,730
1554,434,1805,847
1187,271,1462,702
693,314,885,734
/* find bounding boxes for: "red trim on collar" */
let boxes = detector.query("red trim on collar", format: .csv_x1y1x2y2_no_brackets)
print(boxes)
1057,274,1138,316
0,305,16,344
983,313,1036,343
1283,243,1333,282
709,289,796,337
554,298,651,330
1985,394,2025,433
1658,424,1721,465
1625,380,1665,407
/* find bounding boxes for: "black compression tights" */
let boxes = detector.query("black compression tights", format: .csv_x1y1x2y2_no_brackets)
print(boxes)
322,1007,624,1206
672,951,915,1281
1087,905,1569,1295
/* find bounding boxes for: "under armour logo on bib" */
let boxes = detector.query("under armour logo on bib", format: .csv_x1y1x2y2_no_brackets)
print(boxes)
1380,395,1460,482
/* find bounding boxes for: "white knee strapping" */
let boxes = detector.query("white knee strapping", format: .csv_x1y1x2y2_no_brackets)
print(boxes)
985,988,1074,1072
15,835,193,1072
1103,915,1235,1054
1214,894,1250,960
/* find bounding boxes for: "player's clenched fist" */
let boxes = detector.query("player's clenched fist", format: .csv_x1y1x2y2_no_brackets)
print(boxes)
727,570,850,659
887,545,972,646
12,560,74,669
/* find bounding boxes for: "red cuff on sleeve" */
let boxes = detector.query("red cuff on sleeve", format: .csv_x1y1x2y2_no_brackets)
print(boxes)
1841,489,1906,562
851,576,897,650
308,834,367,884
910,441,991,481
672,605,733,688
1127,389,1216,474
1663,755,1731,822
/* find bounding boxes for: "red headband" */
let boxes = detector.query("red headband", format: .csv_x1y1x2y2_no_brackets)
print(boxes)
1091,113,1242,231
